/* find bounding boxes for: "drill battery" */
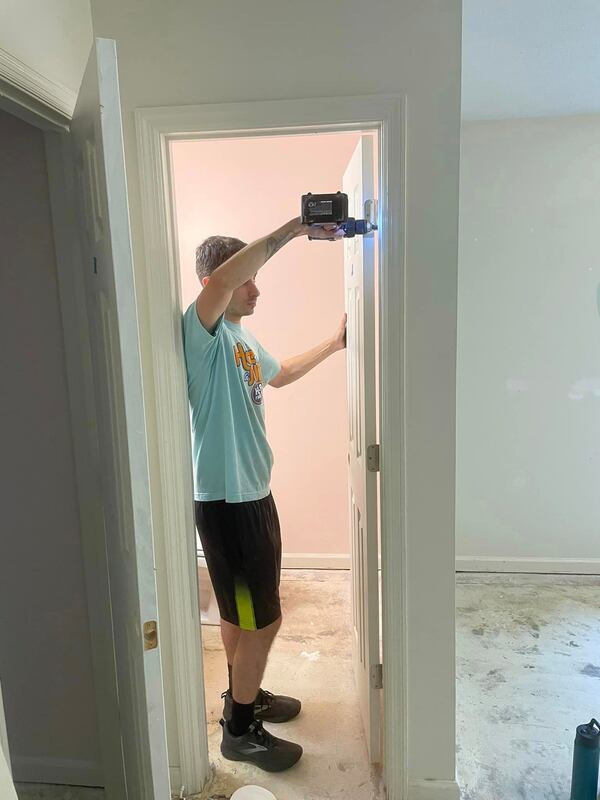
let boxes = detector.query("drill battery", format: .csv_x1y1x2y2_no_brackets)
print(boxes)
301,191,375,238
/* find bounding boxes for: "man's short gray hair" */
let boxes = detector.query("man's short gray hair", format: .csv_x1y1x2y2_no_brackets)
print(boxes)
195,235,247,281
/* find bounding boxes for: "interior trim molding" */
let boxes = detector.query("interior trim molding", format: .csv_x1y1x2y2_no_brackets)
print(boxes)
198,550,351,570
10,756,102,789
456,556,600,575
408,779,461,800
0,48,75,119
0,683,9,772
14,785,104,800
281,553,351,570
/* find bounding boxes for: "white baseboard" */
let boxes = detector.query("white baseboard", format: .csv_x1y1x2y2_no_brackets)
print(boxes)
197,551,350,570
281,553,350,570
456,556,600,575
14,784,104,800
169,765,182,798
10,756,102,788
408,779,461,800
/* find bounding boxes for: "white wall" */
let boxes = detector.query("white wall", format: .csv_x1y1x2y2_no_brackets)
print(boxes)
0,1,92,95
90,0,462,787
457,114,600,567
0,109,102,786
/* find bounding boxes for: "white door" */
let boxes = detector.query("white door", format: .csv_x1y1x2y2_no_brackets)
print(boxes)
70,39,170,798
344,136,381,763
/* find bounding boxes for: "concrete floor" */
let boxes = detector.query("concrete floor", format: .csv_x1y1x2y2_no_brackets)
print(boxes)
201,569,382,800
15,572,599,800
456,573,600,800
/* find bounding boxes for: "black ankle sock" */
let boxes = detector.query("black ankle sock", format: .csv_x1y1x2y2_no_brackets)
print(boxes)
227,663,233,691
228,699,255,737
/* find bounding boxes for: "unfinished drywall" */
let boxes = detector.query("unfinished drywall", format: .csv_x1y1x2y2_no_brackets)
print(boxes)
0,109,102,786
172,132,360,560
90,0,462,787
457,114,600,569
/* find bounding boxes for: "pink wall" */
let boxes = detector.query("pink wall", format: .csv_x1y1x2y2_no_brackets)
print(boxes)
172,132,361,556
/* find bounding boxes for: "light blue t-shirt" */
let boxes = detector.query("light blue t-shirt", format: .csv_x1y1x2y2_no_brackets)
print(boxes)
183,302,281,503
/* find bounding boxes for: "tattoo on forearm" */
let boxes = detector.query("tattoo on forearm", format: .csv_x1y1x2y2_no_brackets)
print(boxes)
265,228,296,261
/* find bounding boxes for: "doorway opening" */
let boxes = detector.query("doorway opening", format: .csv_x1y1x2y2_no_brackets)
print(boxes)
136,93,406,799
168,129,382,798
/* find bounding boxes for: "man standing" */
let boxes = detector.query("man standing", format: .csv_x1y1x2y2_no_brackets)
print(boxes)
183,216,346,772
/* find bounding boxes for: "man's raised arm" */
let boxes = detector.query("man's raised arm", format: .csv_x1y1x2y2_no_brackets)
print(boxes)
196,217,341,331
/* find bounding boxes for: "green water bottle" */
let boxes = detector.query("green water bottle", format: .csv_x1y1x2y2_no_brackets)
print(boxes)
570,718,600,800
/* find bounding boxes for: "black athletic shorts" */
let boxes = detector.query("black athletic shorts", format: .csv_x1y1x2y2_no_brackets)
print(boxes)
194,492,282,631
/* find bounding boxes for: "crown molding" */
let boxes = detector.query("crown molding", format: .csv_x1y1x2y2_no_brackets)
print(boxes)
0,47,76,120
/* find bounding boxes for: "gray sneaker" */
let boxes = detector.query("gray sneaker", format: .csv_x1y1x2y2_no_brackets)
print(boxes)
222,688,302,723
220,719,303,772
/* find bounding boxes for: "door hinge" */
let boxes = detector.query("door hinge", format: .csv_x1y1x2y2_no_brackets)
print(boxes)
367,443,380,472
371,663,383,690
143,620,158,651
364,198,378,231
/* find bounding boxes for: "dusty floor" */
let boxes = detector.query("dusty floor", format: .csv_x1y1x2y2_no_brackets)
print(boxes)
14,572,600,800
201,569,381,800
456,573,600,800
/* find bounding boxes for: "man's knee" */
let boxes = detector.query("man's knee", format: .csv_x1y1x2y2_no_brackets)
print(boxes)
259,614,282,639
242,614,281,645
221,618,241,632
270,614,282,632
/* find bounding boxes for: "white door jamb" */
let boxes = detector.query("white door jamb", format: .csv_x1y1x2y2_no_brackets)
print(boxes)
0,681,10,774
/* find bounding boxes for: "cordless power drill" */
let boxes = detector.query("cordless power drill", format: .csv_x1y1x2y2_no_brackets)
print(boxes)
301,191,377,239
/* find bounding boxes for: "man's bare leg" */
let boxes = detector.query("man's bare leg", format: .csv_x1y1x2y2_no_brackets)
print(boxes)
220,618,242,668
220,612,302,770
231,616,282,704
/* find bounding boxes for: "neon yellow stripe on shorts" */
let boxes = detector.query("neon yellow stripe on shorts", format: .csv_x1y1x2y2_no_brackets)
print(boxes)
234,579,257,631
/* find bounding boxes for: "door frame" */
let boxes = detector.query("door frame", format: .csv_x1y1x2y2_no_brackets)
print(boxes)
136,94,408,798
0,681,10,776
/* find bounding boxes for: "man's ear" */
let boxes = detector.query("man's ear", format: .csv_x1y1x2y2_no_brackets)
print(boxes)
201,276,209,287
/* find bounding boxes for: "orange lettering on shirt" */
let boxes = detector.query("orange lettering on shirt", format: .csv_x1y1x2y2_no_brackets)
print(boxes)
233,343,263,386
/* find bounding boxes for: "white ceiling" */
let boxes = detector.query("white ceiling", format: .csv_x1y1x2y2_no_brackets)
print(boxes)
462,0,600,120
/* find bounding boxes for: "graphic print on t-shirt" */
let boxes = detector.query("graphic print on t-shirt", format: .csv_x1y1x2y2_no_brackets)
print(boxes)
233,341,264,405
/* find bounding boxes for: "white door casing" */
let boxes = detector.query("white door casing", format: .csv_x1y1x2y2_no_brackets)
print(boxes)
70,39,170,798
0,747,17,800
344,135,381,763
0,681,16,800
0,679,12,780
136,95,408,798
